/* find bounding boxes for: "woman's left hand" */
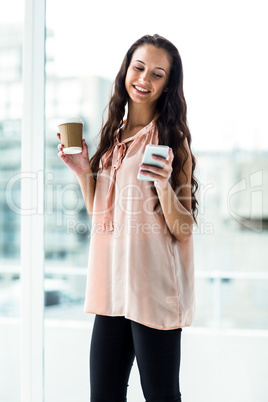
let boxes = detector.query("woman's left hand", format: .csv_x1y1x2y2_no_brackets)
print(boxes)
139,147,174,190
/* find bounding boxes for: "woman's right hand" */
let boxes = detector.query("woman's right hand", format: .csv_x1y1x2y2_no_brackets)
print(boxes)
57,133,92,177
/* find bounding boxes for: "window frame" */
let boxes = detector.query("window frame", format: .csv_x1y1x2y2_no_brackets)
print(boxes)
20,0,46,400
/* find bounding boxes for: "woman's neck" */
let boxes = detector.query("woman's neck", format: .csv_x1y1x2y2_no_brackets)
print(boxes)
125,101,156,131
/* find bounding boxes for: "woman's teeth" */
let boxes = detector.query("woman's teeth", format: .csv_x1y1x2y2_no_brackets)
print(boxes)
135,85,149,93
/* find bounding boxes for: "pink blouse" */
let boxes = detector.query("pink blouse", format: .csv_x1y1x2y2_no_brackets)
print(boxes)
84,118,195,330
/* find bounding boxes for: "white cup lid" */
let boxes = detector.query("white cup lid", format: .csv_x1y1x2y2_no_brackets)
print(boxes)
58,118,84,126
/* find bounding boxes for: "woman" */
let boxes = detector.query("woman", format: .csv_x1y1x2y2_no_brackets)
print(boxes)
58,34,198,402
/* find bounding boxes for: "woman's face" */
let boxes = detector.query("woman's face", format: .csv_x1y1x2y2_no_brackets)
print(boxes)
125,44,171,108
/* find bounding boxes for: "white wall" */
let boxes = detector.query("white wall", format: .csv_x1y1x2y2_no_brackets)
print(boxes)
0,319,20,402
1,320,267,401
181,328,268,401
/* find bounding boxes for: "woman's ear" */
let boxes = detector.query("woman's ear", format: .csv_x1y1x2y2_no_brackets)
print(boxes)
163,88,169,92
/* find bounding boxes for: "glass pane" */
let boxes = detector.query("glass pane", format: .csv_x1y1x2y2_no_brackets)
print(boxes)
0,274,20,317
0,1,24,400
44,74,111,321
44,273,87,321
194,151,268,273
193,276,268,330
221,279,268,330
0,57,22,267
192,278,215,328
45,2,111,324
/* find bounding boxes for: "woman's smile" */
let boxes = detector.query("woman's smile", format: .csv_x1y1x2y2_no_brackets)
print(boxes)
133,84,151,94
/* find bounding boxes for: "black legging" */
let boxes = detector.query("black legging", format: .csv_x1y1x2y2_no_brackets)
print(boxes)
90,315,182,402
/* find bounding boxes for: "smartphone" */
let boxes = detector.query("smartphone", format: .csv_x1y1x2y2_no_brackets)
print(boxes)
137,144,170,181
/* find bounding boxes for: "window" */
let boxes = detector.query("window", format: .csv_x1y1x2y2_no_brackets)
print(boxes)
0,18,23,402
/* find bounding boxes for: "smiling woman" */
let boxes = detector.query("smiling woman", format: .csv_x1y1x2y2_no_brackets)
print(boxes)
57,33,198,401
125,45,171,105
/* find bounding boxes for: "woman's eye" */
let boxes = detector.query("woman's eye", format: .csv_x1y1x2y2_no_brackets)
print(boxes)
133,66,162,78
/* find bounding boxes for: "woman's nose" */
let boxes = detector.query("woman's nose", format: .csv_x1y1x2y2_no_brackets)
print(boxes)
139,70,150,84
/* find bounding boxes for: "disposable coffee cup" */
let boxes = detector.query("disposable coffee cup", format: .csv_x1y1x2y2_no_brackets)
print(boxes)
58,118,84,154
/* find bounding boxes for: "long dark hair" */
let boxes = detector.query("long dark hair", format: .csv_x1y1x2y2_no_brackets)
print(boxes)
90,34,199,223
